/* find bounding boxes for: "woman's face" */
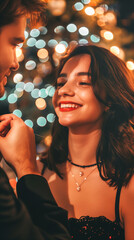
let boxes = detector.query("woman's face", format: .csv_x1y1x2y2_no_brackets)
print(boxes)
53,54,106,131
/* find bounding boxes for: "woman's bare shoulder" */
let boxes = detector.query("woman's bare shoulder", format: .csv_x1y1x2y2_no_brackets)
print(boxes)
121,175,134,215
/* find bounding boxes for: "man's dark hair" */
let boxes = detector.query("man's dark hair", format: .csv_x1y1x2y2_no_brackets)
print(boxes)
0,0,47,28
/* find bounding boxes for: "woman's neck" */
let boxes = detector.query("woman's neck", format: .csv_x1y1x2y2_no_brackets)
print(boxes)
68,128,101,166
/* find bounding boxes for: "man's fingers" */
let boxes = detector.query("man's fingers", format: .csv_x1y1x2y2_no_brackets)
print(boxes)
0,119,11,133
0,114,14,121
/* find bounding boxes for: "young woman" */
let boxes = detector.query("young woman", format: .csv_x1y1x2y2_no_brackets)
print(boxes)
40,45,134,240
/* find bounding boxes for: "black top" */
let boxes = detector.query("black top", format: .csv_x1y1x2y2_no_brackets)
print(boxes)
68,185,124,240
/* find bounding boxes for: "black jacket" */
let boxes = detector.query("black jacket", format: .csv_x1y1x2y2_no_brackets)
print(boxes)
0,167,70,240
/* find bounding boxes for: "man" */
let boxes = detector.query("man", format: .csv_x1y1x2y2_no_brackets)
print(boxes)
0,1,70,239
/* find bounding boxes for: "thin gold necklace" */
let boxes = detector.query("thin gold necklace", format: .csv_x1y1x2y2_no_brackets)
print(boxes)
70,166,97,192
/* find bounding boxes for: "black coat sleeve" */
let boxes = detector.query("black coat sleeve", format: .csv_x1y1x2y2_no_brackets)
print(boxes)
0,167,70,240
17,174,71,240
0,167,46,240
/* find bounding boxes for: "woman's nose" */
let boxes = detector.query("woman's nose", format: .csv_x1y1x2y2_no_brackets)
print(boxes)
58,82,74,96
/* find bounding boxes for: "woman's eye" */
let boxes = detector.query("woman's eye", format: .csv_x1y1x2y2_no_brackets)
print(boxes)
79,82,91,86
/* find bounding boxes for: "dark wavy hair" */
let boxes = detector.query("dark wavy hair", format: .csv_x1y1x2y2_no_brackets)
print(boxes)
41,44,134,187
0,0,47,28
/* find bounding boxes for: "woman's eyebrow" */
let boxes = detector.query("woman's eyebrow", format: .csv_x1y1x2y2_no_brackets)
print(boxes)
58,72,91,78
76,72,91,76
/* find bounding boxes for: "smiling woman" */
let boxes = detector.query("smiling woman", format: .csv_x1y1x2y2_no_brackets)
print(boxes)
40,44,134,240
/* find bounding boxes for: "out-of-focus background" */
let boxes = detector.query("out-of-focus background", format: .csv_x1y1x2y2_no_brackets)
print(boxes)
0,0,134,160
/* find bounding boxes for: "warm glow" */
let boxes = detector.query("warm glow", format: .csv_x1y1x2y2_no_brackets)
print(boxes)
37,48,48,59
110,46,125,60
110,46,120,55
103,31,113,40
85,7,95,16
44,135,52,146
126,61,134,71
16,47,24,62
55,43,66,54
48,0,66,16
97,18,105,27
35,98,47,110
16,47,22,58
104,12,117,25
95,7,104,15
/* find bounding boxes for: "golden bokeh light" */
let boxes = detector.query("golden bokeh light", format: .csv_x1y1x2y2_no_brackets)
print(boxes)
37,48,49,59
35,98,47,110
126,61,134,71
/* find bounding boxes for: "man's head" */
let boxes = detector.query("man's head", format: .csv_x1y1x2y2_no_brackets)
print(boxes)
0,0,47,97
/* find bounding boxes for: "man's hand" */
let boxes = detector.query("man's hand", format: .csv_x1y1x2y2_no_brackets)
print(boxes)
0,116,12,161
0,114,40,179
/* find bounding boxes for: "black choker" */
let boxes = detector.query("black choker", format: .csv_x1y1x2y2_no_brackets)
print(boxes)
67,158,99,168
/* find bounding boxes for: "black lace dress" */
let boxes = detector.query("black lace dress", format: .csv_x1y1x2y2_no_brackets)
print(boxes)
68,186,124,240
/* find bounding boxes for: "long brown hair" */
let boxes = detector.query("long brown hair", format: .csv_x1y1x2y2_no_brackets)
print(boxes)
41,44,134,187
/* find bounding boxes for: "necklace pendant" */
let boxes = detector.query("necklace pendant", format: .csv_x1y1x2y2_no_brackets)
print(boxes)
79,171,83,177
76,186,81,191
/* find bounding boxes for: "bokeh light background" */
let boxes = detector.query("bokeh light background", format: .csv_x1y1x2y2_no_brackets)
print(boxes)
0,0,134,155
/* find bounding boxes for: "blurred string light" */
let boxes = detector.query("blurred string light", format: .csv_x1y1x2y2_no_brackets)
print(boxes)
24,82,34,92
30,29,40,37
13,73,23,83
25,60,36,70
85,7,95,16
95,7,104,15
24,30,29,39
33,76,43,86
16,47,24,62
27,38,36,47
81,0,91,4
46,85,55,97
31,88,40,98
79,26,89,36
25,119,33,128
59,41,68,47
16,82,25,92
37,116,47,127
35,40,46,49
110,46,125,60
13,109,22,118
100,30,114,40
44,135,52,146
16,48,22,58
54,25,65,34
0,91,7,101
90,34,100,43
74,2,84,11
66,23,77,33
48,0,66,16
47,113,55,123
104,12,117,26
39,88,48,98
8,94,17,104
126,61,134,71
48,39,58,48
37,48,49,60
55,43,66,54
14,90,24,98
38,26,48,35
35,98,47,110
79,39,88,44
